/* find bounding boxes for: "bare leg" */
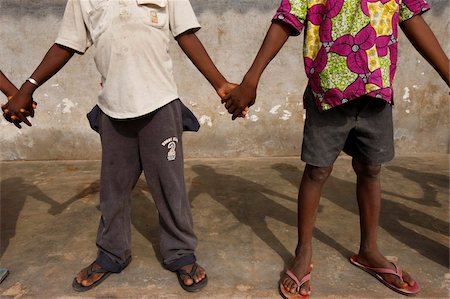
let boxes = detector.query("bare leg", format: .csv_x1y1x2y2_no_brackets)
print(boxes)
282,164,333,295
353,159,416,288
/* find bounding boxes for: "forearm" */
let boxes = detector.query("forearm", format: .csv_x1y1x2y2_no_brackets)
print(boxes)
242,21,291,87
400,15,449,86
20,43,75,95
176,31,227,91
0,71,18,98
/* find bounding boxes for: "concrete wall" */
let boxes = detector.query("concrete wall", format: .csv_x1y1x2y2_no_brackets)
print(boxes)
0,0,448,160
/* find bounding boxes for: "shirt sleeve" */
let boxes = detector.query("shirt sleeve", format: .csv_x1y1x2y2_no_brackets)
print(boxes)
168,0,201,37
399,0,430,22
272,0,307,36
55,0,92,54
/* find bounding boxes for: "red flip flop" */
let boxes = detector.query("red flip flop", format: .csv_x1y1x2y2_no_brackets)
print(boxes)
279,265,313,299
349,255,420,296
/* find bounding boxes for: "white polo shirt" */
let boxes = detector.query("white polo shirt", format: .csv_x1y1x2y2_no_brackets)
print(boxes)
55,0,201,119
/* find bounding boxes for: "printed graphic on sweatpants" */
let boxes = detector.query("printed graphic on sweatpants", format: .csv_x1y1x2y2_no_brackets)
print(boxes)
161,137,179,161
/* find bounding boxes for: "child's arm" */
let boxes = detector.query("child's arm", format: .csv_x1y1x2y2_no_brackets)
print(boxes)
2,44,75,126
400,15,449,86
175,30,238,102
0,71,19,98
223,21,291,120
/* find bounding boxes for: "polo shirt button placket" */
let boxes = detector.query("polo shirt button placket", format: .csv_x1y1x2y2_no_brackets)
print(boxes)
119,0,130,20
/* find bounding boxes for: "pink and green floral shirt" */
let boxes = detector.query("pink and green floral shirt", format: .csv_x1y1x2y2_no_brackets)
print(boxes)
273,0,430,111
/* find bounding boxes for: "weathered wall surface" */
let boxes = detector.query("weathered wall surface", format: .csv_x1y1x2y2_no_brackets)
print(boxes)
0,0,448,160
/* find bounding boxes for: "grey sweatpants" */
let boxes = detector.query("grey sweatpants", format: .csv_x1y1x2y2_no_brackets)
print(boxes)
95,100,197,273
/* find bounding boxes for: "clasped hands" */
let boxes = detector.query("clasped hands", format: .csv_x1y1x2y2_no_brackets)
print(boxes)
218,81,256,120
2,89,37,128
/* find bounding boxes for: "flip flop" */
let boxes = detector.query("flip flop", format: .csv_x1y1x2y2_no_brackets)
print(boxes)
72,261,112,292
279,265,313,299
175,263,208,292
349,255,420,296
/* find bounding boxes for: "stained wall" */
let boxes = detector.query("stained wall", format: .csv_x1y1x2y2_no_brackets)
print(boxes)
0,0,448,160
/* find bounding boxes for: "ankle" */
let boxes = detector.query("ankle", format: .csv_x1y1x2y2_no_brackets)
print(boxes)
295,244,312,256
359,241,379,252
356,250,395,269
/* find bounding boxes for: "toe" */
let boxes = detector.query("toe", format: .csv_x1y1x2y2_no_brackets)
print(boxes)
283,279,291,290
299,282,309,295
194,266,206,283
75,268,87,284
81,279,91,287
402,270,416,287
288,281,297,293
389,274,407,289
282,276,297,294
183,276,194,286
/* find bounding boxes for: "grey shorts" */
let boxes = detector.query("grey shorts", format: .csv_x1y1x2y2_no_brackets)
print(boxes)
301,87,394,167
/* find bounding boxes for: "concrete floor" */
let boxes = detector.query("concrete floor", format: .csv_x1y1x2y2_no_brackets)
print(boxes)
0,154,448,299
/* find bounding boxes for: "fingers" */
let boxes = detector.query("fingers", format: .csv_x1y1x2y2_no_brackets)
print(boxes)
3,112,12,122
13,121,22,129
5,111,32,127
225,100,233,109
2,100,37,127
6,112,23,128
19,107,36,119
229,105,244,120
242,107,249,116
223,99,249,120
31,101,37,117
2,105,14,123
14,111,32,126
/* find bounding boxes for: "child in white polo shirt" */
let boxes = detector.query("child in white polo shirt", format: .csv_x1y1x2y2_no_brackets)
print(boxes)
2,0,240,292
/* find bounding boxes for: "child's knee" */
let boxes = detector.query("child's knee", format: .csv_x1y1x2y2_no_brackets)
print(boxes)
352,160,381,178
305,164,333,183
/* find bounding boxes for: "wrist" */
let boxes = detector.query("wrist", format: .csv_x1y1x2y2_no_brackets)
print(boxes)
212,77,228,93
242,73,259,88
5,88,19,99
21,81,38,95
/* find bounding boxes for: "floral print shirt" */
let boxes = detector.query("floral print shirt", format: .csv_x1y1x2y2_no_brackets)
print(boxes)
273,0,430,111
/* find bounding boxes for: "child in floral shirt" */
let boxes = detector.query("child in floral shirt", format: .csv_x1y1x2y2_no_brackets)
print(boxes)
223,0,449,298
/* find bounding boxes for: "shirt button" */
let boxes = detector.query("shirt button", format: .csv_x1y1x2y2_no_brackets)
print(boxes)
278,14,285,20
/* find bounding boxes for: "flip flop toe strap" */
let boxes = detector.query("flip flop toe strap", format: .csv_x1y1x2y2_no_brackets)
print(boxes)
363,263,403,281
86,263,109,277
286,269,311,293
177,263,198,281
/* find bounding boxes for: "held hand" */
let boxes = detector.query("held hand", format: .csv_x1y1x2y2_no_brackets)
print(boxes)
2,89,37,127
217,81,248,118
222,81,256,120
216,81,238,99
